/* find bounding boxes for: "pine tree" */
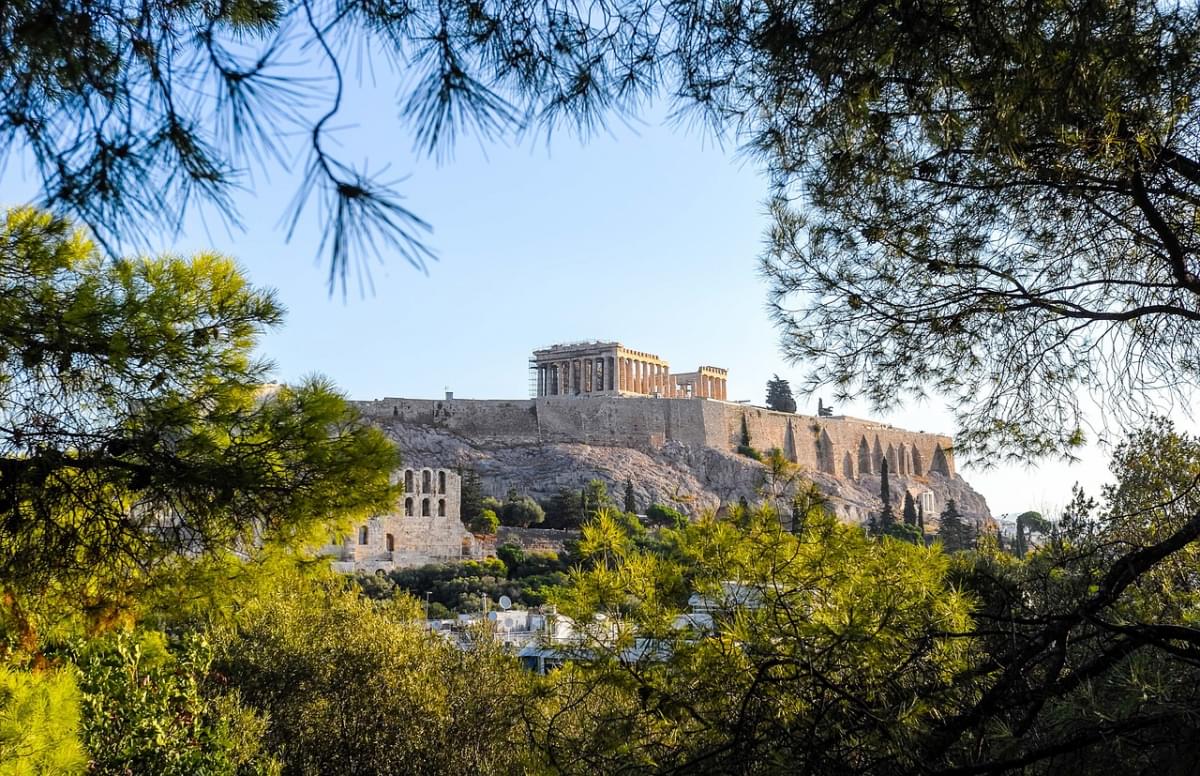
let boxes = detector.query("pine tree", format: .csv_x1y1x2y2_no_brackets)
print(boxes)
765,375,798,413
902,491,918,527
624,480,637,513
917,502,926,538
937,500,975,552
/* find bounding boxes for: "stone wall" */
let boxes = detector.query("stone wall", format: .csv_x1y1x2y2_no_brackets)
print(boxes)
354,396,955,479
322,466,483,572
496,527,580,555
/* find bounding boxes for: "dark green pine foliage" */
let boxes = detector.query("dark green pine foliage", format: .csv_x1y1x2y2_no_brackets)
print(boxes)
879,457,895,527
740,415,752,447
624,480,637,513
917,502,926,538
938,500,975,551
902,492,918,527
459,467,484,521
765,375,798,413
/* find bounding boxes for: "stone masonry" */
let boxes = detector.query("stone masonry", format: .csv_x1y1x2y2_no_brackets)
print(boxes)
355,395,955,482
531,341,728,400
321,466,483,572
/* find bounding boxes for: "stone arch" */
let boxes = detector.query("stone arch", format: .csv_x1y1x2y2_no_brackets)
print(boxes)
931,445,951,475
421,498,431,516
386,533,395,552
817,429,836,474
404,470,414,493
873,437,884,473
358,525,368,545
404,497,414,517
842,451,855,478
438,498,446,517
438,470,446,494
911,447,924,476
422,469,432,493
858,436,873,475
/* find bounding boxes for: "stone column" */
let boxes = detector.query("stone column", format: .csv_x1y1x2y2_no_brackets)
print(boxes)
607,356,615,391
596,358,604,392
538,366,545,396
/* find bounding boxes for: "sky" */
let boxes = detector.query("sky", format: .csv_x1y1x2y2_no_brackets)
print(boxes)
2,71,1120,518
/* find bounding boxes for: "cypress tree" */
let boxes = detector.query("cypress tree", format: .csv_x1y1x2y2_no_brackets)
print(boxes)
879,457,895,527
459,467,484,521
623,480,637,513
902,491,918,526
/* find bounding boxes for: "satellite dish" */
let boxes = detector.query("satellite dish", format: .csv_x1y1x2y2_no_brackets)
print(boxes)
486,611,498,621
498,595,512,610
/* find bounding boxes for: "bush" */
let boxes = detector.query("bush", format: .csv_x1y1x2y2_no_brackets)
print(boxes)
213,573,530,775
646,503,688,528
500,496,545,527
469,508,500,535
737,444,763,461
74,631,276,775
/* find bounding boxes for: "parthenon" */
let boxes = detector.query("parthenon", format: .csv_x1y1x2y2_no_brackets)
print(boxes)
531,342,728,400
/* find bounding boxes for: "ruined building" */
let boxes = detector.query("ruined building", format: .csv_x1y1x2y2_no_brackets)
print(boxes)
321,466,483,573
531,341,728,400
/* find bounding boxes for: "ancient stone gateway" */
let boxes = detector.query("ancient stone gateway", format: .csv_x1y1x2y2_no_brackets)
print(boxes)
530,341,728,400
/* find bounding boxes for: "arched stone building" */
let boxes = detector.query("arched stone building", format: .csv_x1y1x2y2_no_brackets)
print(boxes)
322,467,483,572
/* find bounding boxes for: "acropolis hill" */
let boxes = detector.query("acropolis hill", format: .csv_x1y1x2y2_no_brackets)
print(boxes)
354,342,991,529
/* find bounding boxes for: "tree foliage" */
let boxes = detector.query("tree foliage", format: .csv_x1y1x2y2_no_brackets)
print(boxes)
765,374,797,413
212,572,530,775
937,499,976,552
0,209,398,635
534,503,976,773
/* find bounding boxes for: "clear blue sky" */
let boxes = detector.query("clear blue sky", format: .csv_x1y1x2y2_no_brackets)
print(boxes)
2,77,1116,517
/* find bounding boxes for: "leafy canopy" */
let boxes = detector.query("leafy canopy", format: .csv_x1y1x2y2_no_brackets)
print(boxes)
0,208,399,635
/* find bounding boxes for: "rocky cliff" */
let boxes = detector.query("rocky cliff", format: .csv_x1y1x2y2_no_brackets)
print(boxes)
372,416,992,531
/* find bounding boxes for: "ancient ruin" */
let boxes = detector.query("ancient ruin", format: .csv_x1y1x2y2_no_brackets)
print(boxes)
321,466,483,572
531,341,728,400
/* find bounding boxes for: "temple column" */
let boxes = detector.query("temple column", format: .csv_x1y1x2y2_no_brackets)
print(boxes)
607,356,615,391
538,366,545,396
656,365,664,396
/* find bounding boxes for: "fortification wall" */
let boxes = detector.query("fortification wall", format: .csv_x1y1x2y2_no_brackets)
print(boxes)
353,396,955,478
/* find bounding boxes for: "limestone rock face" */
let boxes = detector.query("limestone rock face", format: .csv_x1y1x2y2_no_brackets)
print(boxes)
377,419,992,531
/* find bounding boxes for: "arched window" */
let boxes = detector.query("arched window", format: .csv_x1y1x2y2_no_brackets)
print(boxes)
438,471,446,494
404,498,413,517
404,470,414,493
386,534,395,552
422,470,432,493
422,498,430,517
358,526,368,545
438,499,446,517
